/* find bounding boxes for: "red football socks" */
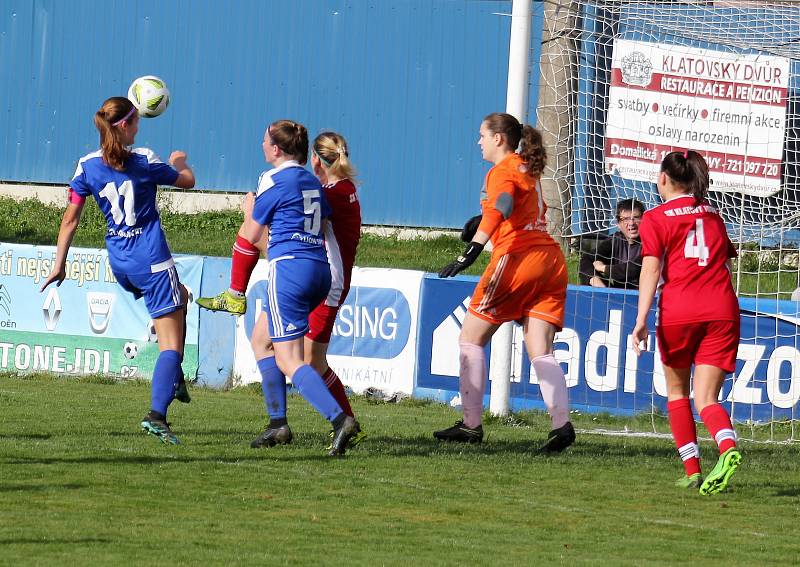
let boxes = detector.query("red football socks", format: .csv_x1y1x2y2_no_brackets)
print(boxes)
322,367,353,418
700,403,738,454
230,235,260,294
668,398,701,476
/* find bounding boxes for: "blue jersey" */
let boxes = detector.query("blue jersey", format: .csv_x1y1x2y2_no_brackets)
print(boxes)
70,148,179,274
252,161,331,262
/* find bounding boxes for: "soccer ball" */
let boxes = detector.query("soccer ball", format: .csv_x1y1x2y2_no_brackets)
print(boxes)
147,320,158,343
123,341,139,360
127,75,170,118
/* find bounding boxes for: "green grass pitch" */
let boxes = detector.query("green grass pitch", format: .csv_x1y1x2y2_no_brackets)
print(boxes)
1,374,798,565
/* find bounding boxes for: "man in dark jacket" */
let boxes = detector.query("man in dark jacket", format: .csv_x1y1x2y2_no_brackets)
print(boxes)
578,198,644,289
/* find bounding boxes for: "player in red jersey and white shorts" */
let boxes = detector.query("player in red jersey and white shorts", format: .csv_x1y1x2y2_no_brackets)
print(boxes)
633,150,742,495
197,131,364,448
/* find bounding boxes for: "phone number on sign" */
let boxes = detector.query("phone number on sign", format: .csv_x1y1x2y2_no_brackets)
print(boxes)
706,156,780,178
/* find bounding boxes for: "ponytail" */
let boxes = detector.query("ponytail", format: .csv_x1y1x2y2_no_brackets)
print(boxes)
313,131,358,182
518,125,546,177
94,97,135,171
660,150,710,206
482,112,547,176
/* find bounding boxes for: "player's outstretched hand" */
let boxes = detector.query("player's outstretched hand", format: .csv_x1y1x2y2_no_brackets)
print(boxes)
438,241,484,278
631,320,649,355
241,192,256,217
460,215,482,243
40,267,66,292
169,151,188,169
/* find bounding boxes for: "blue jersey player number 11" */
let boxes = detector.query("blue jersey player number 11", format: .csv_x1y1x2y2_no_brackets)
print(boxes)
40,96,196,445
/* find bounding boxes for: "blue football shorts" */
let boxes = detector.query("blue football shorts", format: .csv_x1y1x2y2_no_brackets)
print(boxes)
115,265,185,318
262,256,331,342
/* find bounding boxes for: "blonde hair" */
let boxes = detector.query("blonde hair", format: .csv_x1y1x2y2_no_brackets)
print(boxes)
94,97,135,171
313,131,357,181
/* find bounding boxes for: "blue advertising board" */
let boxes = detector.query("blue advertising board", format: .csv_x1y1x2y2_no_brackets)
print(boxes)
415,274,800,422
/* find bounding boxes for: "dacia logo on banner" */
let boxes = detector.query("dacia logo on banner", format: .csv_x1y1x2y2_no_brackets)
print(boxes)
329,287,411,359
42,287,62,331
86,292,115,334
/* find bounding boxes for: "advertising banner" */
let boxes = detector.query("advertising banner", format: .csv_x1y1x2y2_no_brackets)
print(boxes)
0,243,202,379
415,277,799,422
605,38,789,197
234,265,423,395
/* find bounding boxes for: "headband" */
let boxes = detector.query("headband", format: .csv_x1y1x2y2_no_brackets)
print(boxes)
112,106,137,127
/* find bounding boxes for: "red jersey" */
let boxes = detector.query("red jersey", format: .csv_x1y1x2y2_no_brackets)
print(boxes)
322,178,361,306
639,195,739,325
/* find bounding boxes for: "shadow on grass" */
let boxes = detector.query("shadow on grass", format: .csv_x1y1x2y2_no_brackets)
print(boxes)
0,452,331,466
0,434,52,440
0,537,113,545
353,434,680,459
0,482,86,493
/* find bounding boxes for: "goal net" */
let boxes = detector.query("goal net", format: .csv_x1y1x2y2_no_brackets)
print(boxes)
532,0,800,441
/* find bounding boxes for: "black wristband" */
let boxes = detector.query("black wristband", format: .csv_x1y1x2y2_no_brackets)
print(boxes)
458,241,484,266
460,215,482,243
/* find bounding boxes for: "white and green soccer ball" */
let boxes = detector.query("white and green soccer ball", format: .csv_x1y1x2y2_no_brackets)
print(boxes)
127,75,170,118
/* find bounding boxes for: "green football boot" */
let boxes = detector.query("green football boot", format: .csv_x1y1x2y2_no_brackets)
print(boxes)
141,411,180,445
675,473,703,489
700,448,742,495
196,290,246,315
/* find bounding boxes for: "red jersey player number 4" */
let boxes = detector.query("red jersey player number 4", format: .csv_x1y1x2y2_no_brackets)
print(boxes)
633,150,742,496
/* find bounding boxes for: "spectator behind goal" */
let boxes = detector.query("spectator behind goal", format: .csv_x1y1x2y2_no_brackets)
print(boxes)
578,198,645,289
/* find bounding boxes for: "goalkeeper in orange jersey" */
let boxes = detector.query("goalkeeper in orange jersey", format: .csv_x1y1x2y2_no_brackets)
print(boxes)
434,112,574,452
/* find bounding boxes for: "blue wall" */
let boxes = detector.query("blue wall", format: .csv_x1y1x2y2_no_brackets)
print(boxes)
0,0,544,228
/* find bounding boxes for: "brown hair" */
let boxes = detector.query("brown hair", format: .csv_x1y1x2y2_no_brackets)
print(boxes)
660,150,710,206
313,131,357,182
482,112,547,176
269,119,309,164
94,97,136,171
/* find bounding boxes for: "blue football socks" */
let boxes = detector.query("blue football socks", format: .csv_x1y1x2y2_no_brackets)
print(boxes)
258,356,287,421
151,349,182,417
291,364,344,422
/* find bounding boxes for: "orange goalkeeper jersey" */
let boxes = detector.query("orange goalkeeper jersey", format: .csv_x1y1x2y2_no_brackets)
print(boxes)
476,152,557,255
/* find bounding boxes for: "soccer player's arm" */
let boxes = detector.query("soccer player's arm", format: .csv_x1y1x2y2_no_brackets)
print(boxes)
632,216,663,355
168,151,195,189
142,148,194,189
320,189,332,236
243,174,279,246
725,231,738,273
474,169,515,245
41,190,86,291
439,171,513,277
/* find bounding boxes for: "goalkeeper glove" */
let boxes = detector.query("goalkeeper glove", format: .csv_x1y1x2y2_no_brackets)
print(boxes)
439,241,485,278
460,214,482,243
